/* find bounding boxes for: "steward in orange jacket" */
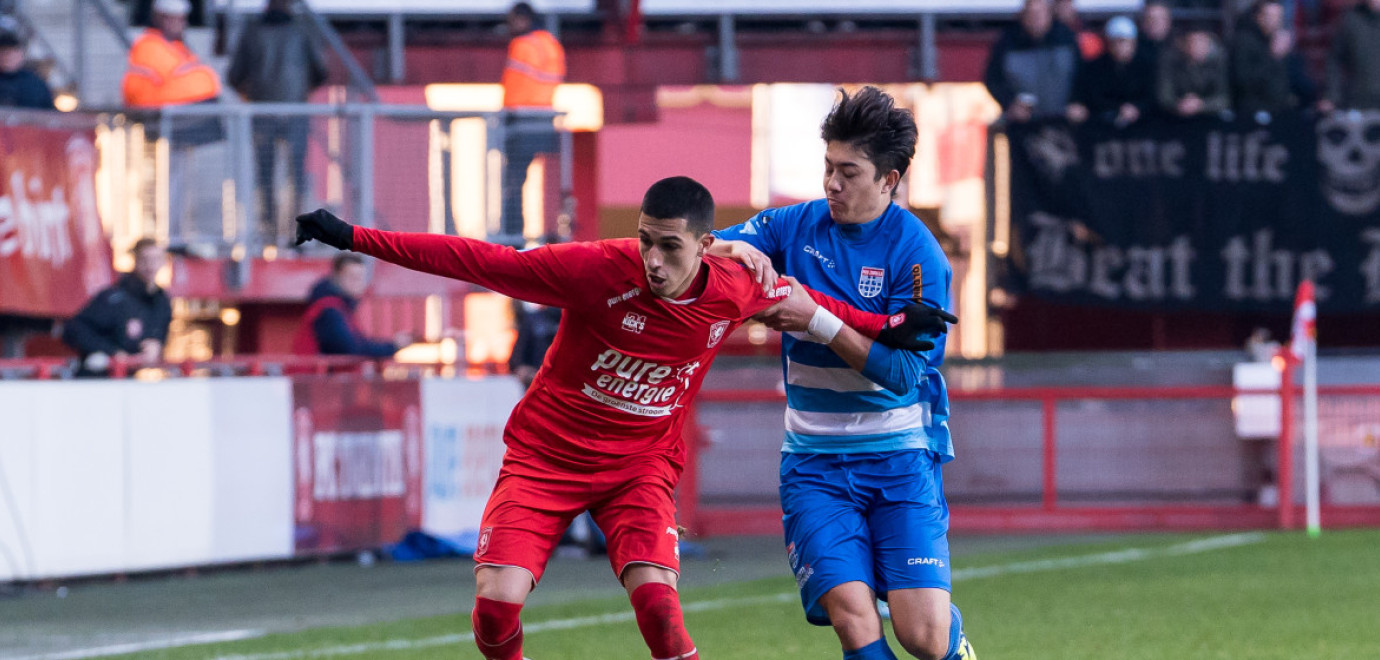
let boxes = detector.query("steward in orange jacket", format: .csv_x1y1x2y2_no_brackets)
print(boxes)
122,0,221,107
501,2,565,108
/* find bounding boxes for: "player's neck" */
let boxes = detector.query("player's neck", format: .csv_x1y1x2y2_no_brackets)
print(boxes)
664,263,708,301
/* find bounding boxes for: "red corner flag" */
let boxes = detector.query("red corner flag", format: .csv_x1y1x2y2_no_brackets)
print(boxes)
1289,280,1316,361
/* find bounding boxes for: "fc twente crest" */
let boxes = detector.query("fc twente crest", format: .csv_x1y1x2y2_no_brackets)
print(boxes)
707,320,730,348
858,267,885,298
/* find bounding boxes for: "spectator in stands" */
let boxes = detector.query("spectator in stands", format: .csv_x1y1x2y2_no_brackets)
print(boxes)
62,238,172,376
0,28,54,110
292,253,408,357
499,2,566,243
509,299,560,390
1322,0,1380,112
1068,16,1155,125
984,0,1081,123
226,0,328,243
122,0,220,108
1054,0,1103,60
1138,0,1174,65
1157,24,1231,119
1231,0,1304,118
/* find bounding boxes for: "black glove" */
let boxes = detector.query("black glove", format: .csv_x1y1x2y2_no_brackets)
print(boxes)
294,209,355,251
875,303,958,352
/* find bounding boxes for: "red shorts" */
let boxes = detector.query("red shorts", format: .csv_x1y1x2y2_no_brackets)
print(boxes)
473,450,683,585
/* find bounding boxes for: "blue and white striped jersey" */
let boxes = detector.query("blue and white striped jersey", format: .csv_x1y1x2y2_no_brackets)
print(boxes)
714,199,954,459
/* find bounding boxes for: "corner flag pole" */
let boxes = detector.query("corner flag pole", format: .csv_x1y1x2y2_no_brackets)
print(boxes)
1304,326,1321,538
1291,280,1321,538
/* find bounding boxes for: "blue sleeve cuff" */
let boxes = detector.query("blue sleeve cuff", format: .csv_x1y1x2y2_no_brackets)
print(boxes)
861,341,927,396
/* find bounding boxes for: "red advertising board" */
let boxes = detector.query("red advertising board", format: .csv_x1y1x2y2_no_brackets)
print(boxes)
0,124,112,317
292,377,424,554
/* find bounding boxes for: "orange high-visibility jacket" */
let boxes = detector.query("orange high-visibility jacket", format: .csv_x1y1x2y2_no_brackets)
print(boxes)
501,29,566,108
122,28,222,107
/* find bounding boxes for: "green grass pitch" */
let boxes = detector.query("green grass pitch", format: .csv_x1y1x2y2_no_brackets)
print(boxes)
115,530,1380,659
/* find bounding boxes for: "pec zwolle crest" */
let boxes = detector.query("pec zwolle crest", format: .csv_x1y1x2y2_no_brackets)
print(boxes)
1317,109,1380,216
858,266,885,298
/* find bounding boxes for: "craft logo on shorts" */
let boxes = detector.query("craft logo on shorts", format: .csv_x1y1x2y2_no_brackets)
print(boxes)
707,320,730,348
621,312,646,334
476,527,492,557
858,266,885,298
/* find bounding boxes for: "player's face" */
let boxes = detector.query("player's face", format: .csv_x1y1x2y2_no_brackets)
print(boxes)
823,140,897,226
637,214,712,299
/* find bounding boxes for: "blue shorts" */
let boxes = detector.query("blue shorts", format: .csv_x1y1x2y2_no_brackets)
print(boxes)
780,449,951,626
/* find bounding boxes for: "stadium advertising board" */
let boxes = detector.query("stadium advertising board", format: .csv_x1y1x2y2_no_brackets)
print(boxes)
0,125,112,317
1001,112,1380,312
418,377,523,551
292,379,424,554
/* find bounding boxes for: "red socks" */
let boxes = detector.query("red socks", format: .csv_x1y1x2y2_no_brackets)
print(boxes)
630,582,698,660
472,597,524,660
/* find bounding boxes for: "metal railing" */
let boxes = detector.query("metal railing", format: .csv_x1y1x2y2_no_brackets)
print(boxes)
80,103,570,285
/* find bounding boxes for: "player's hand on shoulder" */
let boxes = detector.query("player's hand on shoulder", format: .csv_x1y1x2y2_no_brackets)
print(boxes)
294,209,355,250
723,240,777,293
875,303,958,352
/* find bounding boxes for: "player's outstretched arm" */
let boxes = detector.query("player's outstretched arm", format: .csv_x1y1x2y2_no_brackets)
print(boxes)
753,276,954,394
294,209,580,308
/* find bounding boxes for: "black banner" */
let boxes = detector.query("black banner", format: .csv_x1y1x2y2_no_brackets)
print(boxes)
1001,112,1380,312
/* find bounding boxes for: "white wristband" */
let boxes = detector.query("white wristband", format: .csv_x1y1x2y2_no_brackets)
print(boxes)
806,307,844,344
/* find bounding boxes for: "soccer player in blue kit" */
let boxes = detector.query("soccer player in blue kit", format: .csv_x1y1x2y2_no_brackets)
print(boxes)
711,86,972,660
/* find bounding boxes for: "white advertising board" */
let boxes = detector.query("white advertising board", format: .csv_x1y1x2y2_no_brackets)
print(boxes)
419,376,523,545
0,378,294,581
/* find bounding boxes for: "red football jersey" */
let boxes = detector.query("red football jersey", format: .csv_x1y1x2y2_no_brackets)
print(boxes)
352,228,887,471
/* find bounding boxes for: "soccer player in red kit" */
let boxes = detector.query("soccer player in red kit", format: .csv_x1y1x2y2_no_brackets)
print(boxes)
294,176,951,660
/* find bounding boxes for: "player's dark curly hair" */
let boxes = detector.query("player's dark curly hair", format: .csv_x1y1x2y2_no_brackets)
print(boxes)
640,176,716,235
820,86,918,184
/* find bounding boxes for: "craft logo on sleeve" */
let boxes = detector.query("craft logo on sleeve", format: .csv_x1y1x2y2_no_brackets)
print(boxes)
621,311,647,334
859,266,886,298
707,320,730,348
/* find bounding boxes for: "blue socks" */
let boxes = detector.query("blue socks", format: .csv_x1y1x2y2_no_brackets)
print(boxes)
942,603,964,660
844,638,899,660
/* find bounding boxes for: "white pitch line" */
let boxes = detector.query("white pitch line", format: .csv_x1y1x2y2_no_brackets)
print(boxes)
209,594,797,660
38,532,1269,660
13,630,265,660
950,531,1266,581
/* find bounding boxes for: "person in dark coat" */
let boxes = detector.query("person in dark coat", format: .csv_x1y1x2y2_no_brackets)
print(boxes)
509,300,560,390
0,28,55,110
1230,0,1301,117
1068,16,1156,125
226,0,328,240
1322,0,1380,112
1157,24,1231,118
1138,0,1174,66
984,0,1082,122
292,253,405,357
62,238,171,375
